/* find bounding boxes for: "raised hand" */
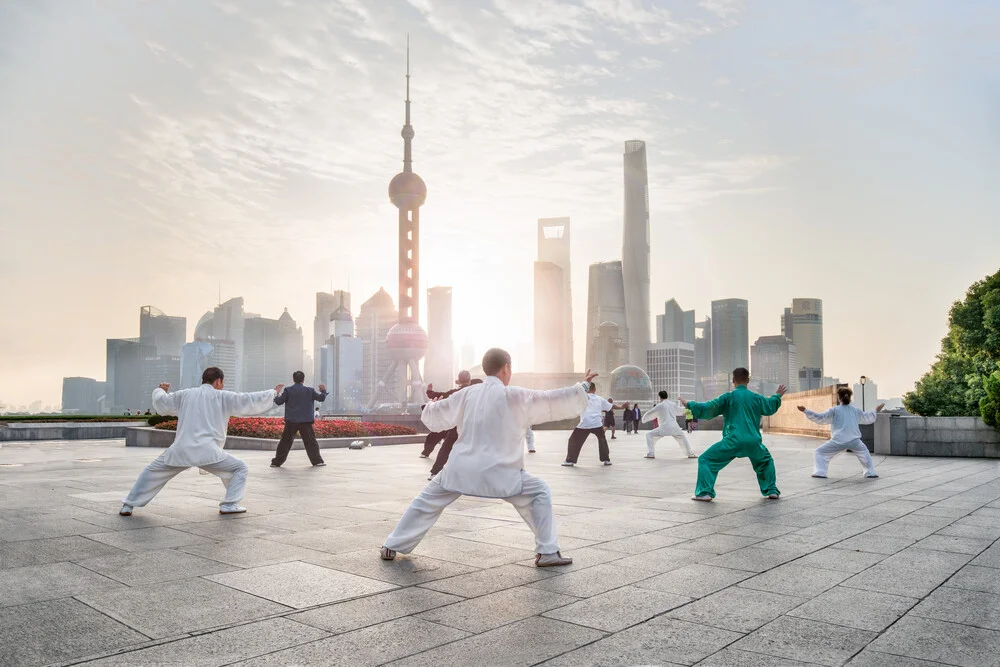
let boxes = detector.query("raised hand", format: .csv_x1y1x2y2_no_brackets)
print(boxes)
583,369,598,384
158,383,171,393
797,405,806,412
274,384,285,395
318,384,327,392
876,403,886,412
777,385,788,397
679,397,689,407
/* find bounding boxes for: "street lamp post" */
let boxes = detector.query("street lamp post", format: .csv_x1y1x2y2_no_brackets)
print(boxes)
860,376,867,411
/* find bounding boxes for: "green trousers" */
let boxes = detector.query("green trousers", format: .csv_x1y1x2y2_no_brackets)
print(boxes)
694,439,780,499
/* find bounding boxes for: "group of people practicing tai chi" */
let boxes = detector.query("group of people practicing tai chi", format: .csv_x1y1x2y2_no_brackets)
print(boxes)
118,350,884,569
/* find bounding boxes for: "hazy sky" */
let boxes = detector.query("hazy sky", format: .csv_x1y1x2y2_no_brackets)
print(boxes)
2,0,999,408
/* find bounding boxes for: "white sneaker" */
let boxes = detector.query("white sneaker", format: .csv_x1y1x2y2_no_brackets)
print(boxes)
692,495,713,502
561,461,575,467
380,546,396,561
219,504,247,514
419,453,429,458
535,551,573,567
766,494,780,500
119,504,133,516
603,461,613,466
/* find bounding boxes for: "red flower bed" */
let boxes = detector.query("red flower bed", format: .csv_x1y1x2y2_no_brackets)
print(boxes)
154,417,415,439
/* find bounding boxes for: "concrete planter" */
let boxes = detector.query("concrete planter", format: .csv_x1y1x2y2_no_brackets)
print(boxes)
0,422,146,442
873,414,1000,458
125,427,424,451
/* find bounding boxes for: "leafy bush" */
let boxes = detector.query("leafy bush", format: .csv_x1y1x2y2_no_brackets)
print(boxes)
147,415,177,427
154,417,415,438
981,368,1000,428
0,415,146,423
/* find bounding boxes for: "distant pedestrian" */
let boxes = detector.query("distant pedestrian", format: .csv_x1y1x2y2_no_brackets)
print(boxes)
270,371,328,468
622,402,634,434
604,398,619,439
685,407,698,433
633,403,642,428
799,387,883,479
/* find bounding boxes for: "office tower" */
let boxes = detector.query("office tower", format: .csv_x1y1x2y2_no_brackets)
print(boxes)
585,261,628,378
646,342,696,401
783,298,824,384
711,299,749,375
800,368,823,391
61,377,105,414
694,316,713,400
367,42,428,412
314,291,351,383
622,140,651,367
656,299,695,344
180,339,237,389
139,306,186,357
750,335,799,392
106,338,153,414
242,309,304,391
534,217,573,373
319,297,364,412
358,288,399,405
425,286,454,388
211,297,245,390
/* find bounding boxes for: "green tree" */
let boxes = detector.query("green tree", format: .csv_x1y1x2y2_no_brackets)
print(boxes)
905,268,1000,424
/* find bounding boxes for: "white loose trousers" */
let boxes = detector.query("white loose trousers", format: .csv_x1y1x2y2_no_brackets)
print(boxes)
646,426,694,457
384,472,559,555
813,438,877,477
122,452,249,508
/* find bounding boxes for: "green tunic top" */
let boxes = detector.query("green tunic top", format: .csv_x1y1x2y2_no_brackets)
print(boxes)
687,385,782,445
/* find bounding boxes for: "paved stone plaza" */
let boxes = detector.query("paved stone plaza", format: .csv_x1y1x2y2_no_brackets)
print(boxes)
2,431,1000,666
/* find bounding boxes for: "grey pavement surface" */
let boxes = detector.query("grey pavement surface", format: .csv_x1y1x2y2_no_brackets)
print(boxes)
2,430,1000,666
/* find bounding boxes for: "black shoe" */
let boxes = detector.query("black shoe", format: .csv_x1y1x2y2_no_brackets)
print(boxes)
313,462,327,467
270,463,281,468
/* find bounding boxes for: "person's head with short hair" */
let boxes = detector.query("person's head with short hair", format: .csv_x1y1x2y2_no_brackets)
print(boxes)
732,368,750,386
587,382,597,394
292,371,305,384
482,348,513,385
202,367,225,389
837,386,853,405
470,378,483,385
623,402,631,410
456,370,471,387
658,390,669,400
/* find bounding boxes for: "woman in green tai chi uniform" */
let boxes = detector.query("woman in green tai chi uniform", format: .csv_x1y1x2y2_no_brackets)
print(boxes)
680,368,787,502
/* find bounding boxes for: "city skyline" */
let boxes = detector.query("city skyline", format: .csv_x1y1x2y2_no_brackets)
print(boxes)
2,1,999,407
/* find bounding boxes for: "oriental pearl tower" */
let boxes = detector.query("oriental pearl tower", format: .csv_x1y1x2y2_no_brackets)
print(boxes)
366,40,429,413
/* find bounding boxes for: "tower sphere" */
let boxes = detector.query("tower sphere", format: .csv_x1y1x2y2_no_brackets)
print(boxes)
386,321,428,361
388,171,427,209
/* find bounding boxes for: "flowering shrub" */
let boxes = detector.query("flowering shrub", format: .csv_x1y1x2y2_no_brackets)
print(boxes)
154,417,415,438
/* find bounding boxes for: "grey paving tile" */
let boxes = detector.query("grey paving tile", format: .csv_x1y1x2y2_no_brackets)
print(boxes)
305,548,478,586
681,533,764,555
731,616,877,666
846,649,950,666
543,584,690,632
719,522,799,539
292,587,462,635
612,545,714,573
418,562,558,597
78,578,290,639
912,585,1000,631
77,617,328,666
915,534,995,555
695,648,817,666
85,526,217,552
450,524,596,551
668,586,806,633
171,519,295,540
76,548,236,585
542,617,740,666
410,534,537,568
0,518,103,542
738,563,850,598
970,542,1000,568
0,598,147,667
205,561,396,609
946,564,1000,595
598,532,690,554
836,531,916,554
265,527,383,554
795,547,889,573
178,537,329,568
0,535,124,569
513,545,628,572
788,585,918,631
936,522,1000,541
0,561,125,607
635,563,754,598
386,617,605,667
842,547,974,597
704,546,803,573
418,585,575,633
529,562,657,597
867,615,1000,667
231,617,468,666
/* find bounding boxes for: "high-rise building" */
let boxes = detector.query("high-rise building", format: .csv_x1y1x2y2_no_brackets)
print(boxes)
358,288,399,405
243,309,304,391
319,299,363,412
211,297,245,390
656,299,695,344
585,260,628,377
180,339,237,389
622,140,651,368
750,335,798,392
106,338,152,414
313,291,350,384
711,299,749,375
140,354,181,409
783,298,824,383
425,286,454,388
694,316,713,400
799,368,823,391
61,377,106,414
534,217,573,373
139,306,186,357
646,342,696,401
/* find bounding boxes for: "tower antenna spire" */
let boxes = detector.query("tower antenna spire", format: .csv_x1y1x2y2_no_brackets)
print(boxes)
401,34,414,173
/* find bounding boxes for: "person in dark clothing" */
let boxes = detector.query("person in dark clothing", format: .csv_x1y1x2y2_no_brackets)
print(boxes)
633,404,642,430
428,378,483,479
420,370,471,458
270,371,328,468
622,402,633,434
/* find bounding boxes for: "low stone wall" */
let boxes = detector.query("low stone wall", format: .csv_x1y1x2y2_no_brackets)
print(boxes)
762,386,840,439
0,422,146,442
125,427,425,451
874,415,1000,458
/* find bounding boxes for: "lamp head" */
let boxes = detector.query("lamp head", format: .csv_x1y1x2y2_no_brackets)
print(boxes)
860,376,867,385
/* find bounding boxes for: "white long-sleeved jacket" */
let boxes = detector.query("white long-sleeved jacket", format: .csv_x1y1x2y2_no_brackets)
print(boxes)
803,404,878,444
151,385,276,467
422,376,588,498
642,399,685,433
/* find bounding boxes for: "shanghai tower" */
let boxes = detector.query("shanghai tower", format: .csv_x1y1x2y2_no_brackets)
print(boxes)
622,140,651,367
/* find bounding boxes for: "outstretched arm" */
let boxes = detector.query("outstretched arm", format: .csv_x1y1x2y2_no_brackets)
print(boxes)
759,393,783,417
152,385,181,416
857,403,884,425
274,388,288,406
313,385,328,402
641,403,661,424
225,389,279,416
421,391,464,433
509,370,597,428
799,406,834,424
686,393,729,421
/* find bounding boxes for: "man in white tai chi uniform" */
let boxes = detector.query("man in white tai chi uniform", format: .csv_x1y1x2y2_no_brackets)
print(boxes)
643,390,697,459
798,386,883,479
381,348,596,567
119,367,282,516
